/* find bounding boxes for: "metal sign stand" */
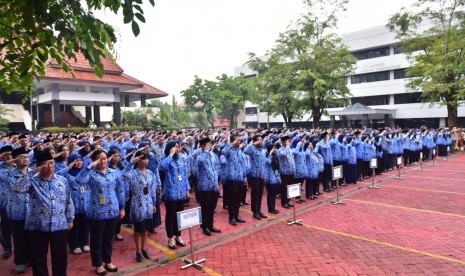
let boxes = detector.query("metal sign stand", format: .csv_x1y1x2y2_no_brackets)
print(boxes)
368,158,379,189
287,197,303,226
182,227,205,271
178,207,205,271
394,156,404,180
331,166,345,205
418,152,427,172
430,149,438,166
287,183,303,226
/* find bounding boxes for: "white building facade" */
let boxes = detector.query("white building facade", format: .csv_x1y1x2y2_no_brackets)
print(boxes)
235,25,465,129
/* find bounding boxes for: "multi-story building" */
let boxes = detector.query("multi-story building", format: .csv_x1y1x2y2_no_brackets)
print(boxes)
0,52,168,131
235,24,465,129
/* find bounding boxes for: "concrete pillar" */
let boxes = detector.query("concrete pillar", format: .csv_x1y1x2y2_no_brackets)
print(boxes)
124,94,130,107
330,115,335,129
37,104,45,129
141,95,146,107
113,87,121,126
51,83,61,126
93,106,101,127
384,114,395,129
85,106,92,126
362,114,369,128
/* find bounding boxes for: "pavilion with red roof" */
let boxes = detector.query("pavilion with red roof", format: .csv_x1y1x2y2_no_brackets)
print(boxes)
31,52,168,128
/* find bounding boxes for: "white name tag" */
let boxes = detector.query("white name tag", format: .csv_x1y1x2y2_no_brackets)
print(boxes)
178,175,182,181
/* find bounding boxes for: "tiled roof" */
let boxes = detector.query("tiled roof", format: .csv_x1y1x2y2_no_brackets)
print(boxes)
122,73,168,96
43,68,143,86
48,52,123,74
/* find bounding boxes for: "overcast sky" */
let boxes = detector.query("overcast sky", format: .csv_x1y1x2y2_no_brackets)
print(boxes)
96,0,415,103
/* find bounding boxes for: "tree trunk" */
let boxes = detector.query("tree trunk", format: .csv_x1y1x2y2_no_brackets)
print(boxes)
447,104,458,127
312,112,321,129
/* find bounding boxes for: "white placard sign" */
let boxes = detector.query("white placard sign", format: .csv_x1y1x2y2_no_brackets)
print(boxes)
447,146,450,152
433,149,436,155
287,184,301,199
177,207,202,231
332,166,343,180
397,157,402,165
370,158,377,169
420,152,423,159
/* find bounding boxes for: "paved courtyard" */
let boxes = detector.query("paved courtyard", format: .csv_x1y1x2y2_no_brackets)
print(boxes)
1,153,464,275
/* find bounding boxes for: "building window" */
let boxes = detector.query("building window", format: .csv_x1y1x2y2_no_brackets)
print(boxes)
352,46,390,60
394,68,406,79
394,92,422,104
394,46,405,54
351,71,390,84
245,107,258,115
244,74,257,79
351,95,390,106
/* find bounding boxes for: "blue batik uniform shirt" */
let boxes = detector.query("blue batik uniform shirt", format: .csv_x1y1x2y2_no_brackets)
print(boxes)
160,155,191,202
196,150,220,192
76,167,125,220
2,168,30,220
222,145,247,182
277,146,296,176
244,144,267,179
123,166,157,222
13,172,74,232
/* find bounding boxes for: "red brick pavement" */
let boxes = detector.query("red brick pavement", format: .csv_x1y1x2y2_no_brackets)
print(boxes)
1,153,464,275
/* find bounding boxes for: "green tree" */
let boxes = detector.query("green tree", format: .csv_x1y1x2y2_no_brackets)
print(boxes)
248,0,354,128
0,0,155,98
387,0,465,127
181,76,217,128
214,74,253,128
147,99,165,109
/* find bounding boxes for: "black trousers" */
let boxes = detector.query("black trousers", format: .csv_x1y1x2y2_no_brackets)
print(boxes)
68,214,89,251
322,165,332,190
356,159,363,180
265,184,279,212
0,208,12,252
28,230,68,276
10,220,29,266
403,149,410,166
164,201,184,238
305,179,318,198
88,218,118,267
249,177,265,213
225,180,243,220
280,174,294,206
198,191,219,229
422,147,429,161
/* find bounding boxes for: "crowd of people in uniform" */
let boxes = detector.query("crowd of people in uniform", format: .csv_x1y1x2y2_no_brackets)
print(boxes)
0,126,461,275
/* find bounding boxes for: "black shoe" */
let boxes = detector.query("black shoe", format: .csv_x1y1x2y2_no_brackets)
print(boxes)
95,269,107,276
142,250,151,260
209,227,222,233
253,213,261,220
175,237,186,247
104,265,118,273
299,198,306,203
269,210,279,214
2,250,11,259
136,252,145,262
223,206,228,210
235,217,246,223
282,204,290,209
288,203,294,207
317,192,323,195
229,219,238,226
324,189,331,193
258,212,268,218
242,202,250,205
202,228,212,236
218,195,223,198
114,235,124,241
